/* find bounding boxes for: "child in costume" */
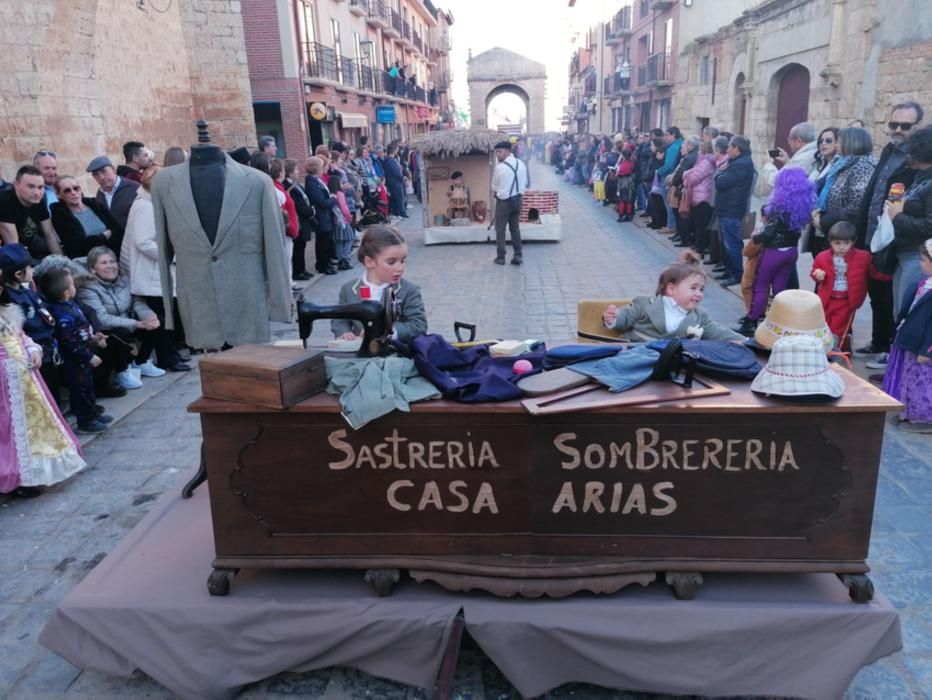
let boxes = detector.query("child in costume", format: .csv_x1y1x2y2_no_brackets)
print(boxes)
810,221,878,351
0,250,87,496
602,251,745,341
882,239,932,433
332,225,427,344
615,146,637,223
736,167,815,336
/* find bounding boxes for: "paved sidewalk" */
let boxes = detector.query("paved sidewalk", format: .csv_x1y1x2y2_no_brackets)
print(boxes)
1,162,928,699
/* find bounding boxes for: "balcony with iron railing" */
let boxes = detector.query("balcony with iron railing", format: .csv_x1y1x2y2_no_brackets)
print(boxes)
349,0,368,17
637,63,648,88
385,9,402,37
433,32,450,54
340,57,357,87
584,73,597,97
357,63,378,92
650,0,675,11
301,42,339,83
413,31,423,54
401,19,413,46
604,74,631,96
605,8,632,45
646,52,673,86
366,0,389,26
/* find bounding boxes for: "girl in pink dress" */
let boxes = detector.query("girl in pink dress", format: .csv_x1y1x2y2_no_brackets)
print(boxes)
0,281,86,495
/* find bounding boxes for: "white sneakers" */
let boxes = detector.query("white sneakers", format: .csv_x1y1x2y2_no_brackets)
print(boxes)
865,353,889,370
115,360,165,390
115,369,143,390
134,359,166,378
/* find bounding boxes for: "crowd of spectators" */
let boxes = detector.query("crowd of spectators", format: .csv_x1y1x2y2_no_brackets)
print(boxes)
0,133,422,434
547,98,930,376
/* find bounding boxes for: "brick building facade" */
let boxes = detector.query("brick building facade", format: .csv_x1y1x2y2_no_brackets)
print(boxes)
0,0,255,182
569,0,680,135
242,0,455,158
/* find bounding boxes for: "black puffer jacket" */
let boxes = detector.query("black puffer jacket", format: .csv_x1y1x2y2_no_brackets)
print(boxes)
892,168,932,253
753,212,801,249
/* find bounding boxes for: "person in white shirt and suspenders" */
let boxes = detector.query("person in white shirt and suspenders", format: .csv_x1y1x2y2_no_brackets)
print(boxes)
492,140,529,266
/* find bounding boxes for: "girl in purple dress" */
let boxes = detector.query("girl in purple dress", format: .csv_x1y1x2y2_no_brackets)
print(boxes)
882,239,932,433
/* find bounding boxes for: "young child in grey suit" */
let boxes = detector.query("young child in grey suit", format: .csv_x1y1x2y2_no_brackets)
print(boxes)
602,250,744,342
332,225,427,343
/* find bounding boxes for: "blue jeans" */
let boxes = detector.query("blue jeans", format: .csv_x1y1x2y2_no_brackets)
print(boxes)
636,183,648,212
718,216,744,281
664,183,676,229
894,251,923,316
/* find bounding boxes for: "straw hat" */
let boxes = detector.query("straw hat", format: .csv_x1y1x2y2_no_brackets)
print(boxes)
751,335,844,399
754,289,833,351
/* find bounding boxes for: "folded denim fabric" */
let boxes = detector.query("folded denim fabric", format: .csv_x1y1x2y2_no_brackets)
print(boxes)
646,339,762,380
543,344,624,369
565,345,660,392
325,356,441,430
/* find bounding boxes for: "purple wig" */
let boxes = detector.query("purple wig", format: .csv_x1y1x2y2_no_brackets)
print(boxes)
767,167,816,230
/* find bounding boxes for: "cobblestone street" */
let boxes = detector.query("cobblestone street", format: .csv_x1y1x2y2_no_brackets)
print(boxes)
2,162,929,699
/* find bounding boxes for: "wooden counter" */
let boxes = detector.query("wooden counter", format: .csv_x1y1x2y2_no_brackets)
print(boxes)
190,365,902,600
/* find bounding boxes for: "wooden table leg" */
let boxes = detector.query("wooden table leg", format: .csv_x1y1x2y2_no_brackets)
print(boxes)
181,441,207,499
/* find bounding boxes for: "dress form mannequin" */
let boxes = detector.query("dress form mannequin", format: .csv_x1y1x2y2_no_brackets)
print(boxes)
189,123,225,245
152,119,292,352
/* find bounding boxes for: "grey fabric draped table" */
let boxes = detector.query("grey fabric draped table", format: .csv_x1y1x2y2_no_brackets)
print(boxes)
40,472,902,700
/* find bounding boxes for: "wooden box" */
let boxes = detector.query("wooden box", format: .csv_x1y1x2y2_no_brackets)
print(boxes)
198,345,326,409
192,365,902,600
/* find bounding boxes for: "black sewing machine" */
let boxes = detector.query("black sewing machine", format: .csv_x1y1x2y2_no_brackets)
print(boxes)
297,288,396,357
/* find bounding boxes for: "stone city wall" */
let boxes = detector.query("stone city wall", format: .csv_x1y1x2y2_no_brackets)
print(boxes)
0,0,255,184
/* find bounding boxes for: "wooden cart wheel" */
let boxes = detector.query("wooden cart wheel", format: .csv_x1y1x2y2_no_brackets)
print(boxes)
207,568,238,596
839,574,874,603
365,568,400,597
665,572,704,600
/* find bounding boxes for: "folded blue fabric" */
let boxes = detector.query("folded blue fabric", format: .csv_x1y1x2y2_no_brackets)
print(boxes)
566,345,660,392
408,334,547,402
543,344,623,369
646,339,762,380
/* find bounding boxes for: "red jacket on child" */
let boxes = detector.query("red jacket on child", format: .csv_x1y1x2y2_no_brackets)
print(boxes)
810,248,875,312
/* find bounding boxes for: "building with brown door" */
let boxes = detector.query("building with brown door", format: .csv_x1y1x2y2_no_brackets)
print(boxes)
242,0,455,157
674,0,932,164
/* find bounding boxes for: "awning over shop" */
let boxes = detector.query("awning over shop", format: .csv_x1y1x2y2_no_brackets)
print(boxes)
340,113,368,129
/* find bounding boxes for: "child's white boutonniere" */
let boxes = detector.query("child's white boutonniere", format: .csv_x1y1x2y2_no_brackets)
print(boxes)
686,325,704,339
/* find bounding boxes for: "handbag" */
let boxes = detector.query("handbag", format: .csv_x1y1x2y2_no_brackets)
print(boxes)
677,182,692,215
667,185,681,209
872,244,898,276
871,211,895,253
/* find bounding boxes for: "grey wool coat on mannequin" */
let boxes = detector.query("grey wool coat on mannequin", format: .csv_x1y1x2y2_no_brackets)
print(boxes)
151,156,293,349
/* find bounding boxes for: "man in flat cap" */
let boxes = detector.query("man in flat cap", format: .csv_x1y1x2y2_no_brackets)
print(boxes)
492,140,529,266
87,155,139,256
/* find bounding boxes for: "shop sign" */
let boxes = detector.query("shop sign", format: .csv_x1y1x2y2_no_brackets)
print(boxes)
416,106,430,119
309,102,327,121
376,105,397,124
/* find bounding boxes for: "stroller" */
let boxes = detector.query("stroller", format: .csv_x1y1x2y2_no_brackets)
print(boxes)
358,182,390,226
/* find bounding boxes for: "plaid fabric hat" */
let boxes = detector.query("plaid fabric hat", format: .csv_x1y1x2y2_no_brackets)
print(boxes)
751,335,844,399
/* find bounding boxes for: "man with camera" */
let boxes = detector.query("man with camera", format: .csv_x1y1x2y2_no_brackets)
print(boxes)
755,122,818,201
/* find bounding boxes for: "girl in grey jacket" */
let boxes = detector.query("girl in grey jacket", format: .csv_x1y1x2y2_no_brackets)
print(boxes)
332,226,427,343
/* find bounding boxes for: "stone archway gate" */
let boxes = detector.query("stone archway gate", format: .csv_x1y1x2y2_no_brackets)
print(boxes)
467,48,547,134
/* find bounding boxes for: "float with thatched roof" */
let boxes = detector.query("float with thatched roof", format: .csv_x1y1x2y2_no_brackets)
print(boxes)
412,128,562,246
